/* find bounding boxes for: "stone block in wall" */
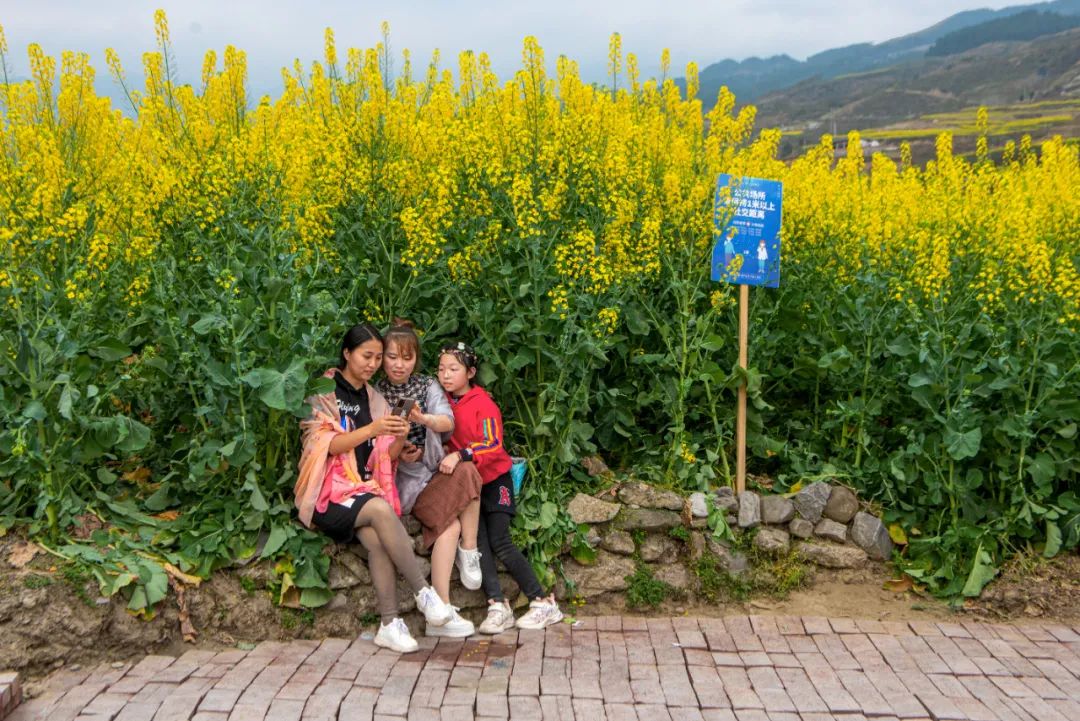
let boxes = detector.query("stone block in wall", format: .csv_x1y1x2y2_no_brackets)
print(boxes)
639,534,680,563
792,482,831,523
850,512,894,561
705,536,730,559
601,530,635,555
567,493,621,524
823,486,859,523
737,492,761,528
813,519,847,544
760,495,795,524
615,508,682,531
450,573,520,610
703,536,749,576
726,551,751,575
653,563,692,591
688,492,709,518
617,482,684,511
563,551,636,596
329,549,373,589
795,541,868,569
789,518,814,539
753,527,791,556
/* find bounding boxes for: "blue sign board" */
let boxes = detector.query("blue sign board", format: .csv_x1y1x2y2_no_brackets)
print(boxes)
711,174,782,288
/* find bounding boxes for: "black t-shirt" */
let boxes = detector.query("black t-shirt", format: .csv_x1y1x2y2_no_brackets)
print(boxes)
334,371,374,477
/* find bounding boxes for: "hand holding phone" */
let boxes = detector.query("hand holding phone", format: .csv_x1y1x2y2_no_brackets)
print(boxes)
373,415,409,437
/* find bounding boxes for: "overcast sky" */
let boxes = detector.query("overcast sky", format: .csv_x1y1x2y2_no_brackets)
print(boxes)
2,0,1017,102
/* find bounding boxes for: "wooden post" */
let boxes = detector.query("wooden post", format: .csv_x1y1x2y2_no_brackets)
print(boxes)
736,283,749,494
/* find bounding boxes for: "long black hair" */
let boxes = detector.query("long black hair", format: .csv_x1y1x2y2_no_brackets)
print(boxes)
337,322,383,369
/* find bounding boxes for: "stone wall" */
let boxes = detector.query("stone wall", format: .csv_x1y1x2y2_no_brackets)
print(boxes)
311,481,896,614
0,482,897,675
557,481,894,602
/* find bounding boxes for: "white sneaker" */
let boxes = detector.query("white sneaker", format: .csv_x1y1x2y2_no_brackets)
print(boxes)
414,585,453,627
374,618,419,653
478,600,516,634
456,544,483,590
426,607,475,638
515,595,564,630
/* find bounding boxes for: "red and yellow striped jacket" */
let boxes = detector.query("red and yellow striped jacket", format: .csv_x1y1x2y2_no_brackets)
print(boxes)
446,385,513,484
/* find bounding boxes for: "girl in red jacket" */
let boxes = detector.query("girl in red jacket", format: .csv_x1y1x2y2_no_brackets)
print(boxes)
435,342,563,633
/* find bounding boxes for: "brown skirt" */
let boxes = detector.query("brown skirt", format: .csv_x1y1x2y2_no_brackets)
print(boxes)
411,461,483,548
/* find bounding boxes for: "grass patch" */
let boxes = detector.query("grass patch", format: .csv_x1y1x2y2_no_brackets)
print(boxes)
239,576,257,597
22,573,53,589
691,528,809,602
624,563,674,610
752,546,809,597
280,607,315,630
668,525,690,543
694,554,754,602
61,564,97,608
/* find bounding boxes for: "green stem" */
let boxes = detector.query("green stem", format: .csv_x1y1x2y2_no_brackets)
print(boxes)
231,321,247,433
703,379,731,487
1013,326,1043,504
854,333,873,469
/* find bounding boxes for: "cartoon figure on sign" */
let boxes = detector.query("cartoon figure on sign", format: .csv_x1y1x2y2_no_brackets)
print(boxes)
723,226,736,271
757,239,768,276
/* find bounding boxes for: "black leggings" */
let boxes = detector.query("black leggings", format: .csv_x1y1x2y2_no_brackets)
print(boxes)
477,511,544,602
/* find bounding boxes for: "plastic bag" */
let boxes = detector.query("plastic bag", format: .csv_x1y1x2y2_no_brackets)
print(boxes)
510,456,527,495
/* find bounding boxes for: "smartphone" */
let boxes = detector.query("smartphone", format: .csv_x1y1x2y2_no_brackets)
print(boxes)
391,398,416,418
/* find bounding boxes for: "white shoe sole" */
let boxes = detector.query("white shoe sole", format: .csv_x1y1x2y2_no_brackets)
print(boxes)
374,636,418,653
426,623,476,638
515,609,564,630
478,616,517,635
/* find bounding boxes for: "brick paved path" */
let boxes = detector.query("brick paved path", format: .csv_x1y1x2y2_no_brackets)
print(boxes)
8,615,1080,721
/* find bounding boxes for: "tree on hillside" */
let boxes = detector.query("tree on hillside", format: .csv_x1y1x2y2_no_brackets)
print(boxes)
927,10,1080,56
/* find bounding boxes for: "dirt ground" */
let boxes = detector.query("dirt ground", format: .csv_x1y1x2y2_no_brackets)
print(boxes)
585,554,1079,625
582,565,952,622
3,530,1077,690
967,550,1080,622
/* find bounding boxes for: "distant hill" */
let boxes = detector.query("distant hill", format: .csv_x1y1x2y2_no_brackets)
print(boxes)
753,26,1080,157
928,10,1080,56
681,0,1080,107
